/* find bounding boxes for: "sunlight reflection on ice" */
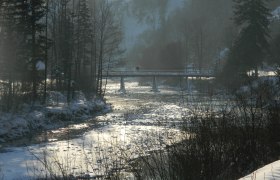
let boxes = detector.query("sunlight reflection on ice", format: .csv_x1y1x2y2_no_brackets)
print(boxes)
0,80,188,179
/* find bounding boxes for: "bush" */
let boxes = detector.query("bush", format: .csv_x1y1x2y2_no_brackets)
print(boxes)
129,85,280,179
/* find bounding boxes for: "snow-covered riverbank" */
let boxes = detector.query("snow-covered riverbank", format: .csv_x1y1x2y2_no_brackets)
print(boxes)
240,160,280,180
0,79,237,179
0,80,189,179
0,91,108,145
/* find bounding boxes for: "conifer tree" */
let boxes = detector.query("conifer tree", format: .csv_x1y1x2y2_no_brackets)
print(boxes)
75,0,92,94
12,0,46,101
0,1,18,111
30,0,46,101
227,0,271,77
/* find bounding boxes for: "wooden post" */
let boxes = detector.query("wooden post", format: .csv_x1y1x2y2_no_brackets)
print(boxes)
119,76,126,93
152,76,159,92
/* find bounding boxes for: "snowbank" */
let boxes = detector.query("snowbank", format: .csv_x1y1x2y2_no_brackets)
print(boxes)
240,160,280,180
0,91,108,143
237,76,280,101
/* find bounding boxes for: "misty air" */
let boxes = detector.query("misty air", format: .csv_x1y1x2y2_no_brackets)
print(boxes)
0,0,280,179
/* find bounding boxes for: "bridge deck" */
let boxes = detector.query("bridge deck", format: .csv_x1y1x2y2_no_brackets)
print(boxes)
103,70,215,78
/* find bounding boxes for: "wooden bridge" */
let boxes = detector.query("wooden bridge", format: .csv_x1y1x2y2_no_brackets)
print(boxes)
103,69,216,92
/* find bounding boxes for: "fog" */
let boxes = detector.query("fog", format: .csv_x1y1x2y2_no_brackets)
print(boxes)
118,0,280,71
1,0,280,179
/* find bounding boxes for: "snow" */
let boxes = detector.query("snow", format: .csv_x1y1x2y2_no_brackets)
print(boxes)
0,80,187,179
0,80,232,178
0,115,32,140
0,91,107,142
0,147,38,179
238,76,279,94
240,160,280,180
0,124,182,179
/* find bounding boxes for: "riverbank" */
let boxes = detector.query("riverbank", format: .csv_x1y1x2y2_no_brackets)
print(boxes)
0,91,109,147
1,79,277,179
0,81,188,179
240,160,280,179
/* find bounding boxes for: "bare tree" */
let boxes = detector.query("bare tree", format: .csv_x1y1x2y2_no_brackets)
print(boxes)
94,0,123,97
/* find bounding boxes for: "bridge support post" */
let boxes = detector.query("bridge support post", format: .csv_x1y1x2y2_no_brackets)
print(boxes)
186,77,190,92
187,77,193,93
119,76,126,93
152,76,159,92
180,77,187,90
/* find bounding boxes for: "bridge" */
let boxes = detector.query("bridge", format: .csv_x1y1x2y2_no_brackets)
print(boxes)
103,69,216,92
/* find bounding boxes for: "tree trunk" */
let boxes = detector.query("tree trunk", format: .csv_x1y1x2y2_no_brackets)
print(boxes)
31,0,37,103
44,0,49,104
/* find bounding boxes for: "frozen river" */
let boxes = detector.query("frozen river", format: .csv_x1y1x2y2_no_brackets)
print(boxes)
0,80,216,179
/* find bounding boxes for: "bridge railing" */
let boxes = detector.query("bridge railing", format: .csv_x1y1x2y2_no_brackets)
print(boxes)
103,69,215,76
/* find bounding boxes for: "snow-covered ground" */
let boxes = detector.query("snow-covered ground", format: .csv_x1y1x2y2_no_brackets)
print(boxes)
0,91,107,144
0,80,189,179
1,79,277,179
240,160,280,180
0,124,182,179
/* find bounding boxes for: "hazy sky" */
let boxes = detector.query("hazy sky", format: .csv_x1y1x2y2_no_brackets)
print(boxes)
122,0,184,50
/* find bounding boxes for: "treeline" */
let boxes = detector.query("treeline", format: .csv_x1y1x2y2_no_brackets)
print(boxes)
220,0,280,89
126,0,280,73
126,0,234,70
0,0,122,111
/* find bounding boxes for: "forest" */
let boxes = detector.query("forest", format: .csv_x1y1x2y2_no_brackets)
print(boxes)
1,0,280,108
0,0,122,111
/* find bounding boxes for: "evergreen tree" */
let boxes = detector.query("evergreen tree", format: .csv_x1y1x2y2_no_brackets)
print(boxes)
10,0,47,101
227,0,271,77
58,0,74,102
75,0,92,94
30,0,46,101
0,1,16,111
8,0,31,83
270,33,280,66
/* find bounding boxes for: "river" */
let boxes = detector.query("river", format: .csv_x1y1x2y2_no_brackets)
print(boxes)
0,79,216,179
